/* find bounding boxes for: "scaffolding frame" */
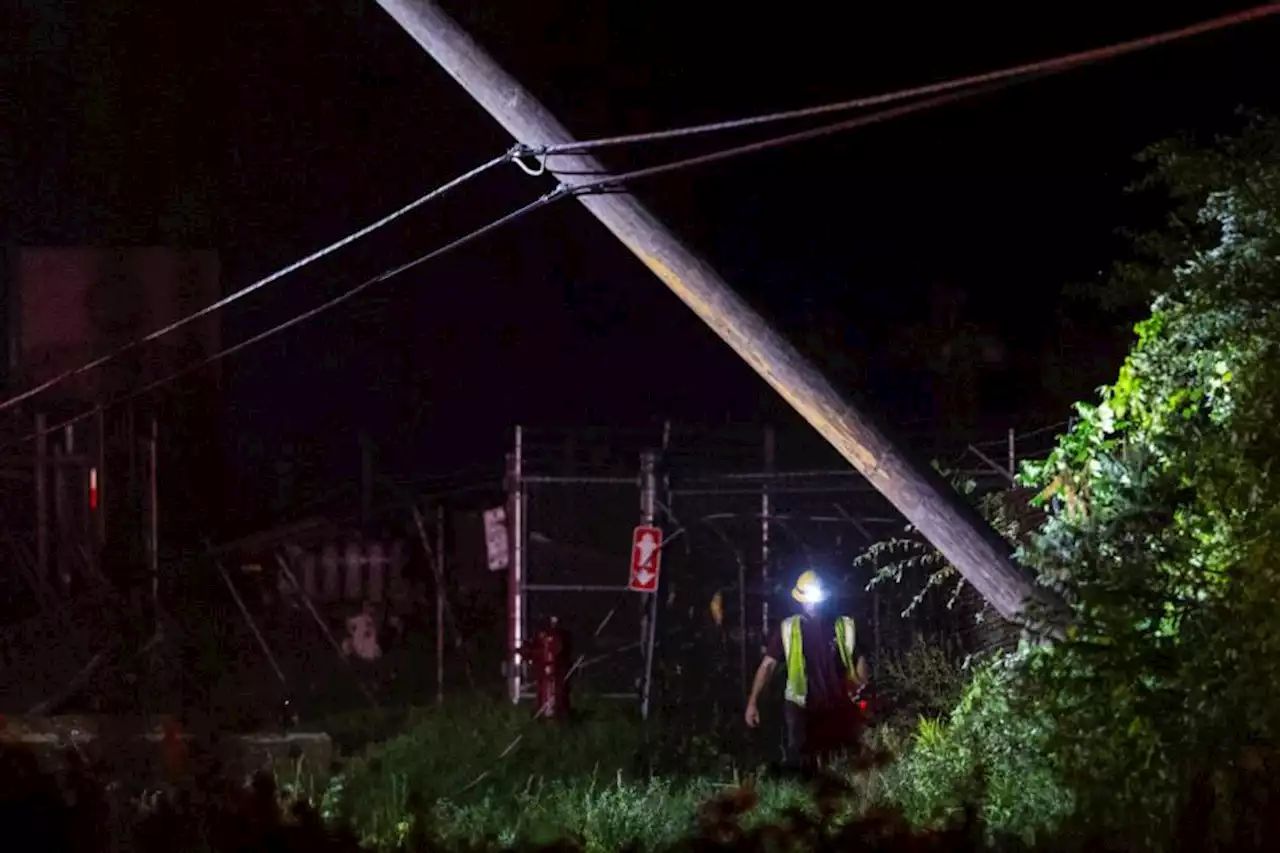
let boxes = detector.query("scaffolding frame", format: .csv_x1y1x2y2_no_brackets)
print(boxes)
506,426,662,711
502,419,1069,713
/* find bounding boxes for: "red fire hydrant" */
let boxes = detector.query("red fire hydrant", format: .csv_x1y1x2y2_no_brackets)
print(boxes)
519,617,572,720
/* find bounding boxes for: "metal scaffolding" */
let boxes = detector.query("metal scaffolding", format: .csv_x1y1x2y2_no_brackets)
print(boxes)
501,419,1068,721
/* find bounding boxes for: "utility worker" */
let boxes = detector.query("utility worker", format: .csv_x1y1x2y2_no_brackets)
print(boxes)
745,570,869,769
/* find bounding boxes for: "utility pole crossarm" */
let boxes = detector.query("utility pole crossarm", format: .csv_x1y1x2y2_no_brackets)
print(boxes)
374,0,1062,625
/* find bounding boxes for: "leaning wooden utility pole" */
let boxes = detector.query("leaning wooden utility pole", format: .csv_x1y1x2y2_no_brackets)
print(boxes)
373,0,1061,626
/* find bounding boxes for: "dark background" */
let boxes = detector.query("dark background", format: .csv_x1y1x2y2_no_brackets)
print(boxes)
3,0,1277,533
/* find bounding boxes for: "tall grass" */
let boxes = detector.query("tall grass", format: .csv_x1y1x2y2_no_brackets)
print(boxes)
326,695,820,851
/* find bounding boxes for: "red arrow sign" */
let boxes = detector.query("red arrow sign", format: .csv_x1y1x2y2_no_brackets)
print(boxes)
628,525,663,593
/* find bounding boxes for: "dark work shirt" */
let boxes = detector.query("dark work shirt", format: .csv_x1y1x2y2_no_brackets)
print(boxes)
765,614,854,712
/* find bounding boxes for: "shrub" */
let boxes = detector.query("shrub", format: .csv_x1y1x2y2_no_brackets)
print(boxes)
877,633,970,725
1009,116,1280,848
879,656,1073,845
868,116,1280,850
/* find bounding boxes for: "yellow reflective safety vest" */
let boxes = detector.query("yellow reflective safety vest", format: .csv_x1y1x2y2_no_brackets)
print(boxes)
780,615,857,707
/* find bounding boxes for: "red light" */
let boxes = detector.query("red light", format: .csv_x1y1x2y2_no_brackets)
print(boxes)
89,468,98,510
857,700,868,711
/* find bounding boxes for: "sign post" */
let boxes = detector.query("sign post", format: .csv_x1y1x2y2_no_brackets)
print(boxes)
628,525,663,593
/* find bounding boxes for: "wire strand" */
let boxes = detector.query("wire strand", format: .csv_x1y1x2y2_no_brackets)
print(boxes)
566,76,1027,195
9,5,1273,423
8,6,1275,421
2,84,985,446
11,1,1266,446
0,78,1090,448
0,151,516,418
531,4,1280,157
0,189,563,451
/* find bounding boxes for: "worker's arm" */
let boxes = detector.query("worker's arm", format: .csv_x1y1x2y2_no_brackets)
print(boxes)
744,656,778,727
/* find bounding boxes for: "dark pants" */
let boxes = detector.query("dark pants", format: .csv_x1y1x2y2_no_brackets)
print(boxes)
784,702,811,769
784,701,860,769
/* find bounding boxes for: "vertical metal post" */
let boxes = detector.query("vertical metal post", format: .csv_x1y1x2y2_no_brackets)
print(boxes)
761,425,776,645
149,416,159,612
64,423,76,590
67,426,83,575
639,451,657,525
639,450,658,720
1007,427,1016,480
34,412,49,590
96,405,107,546
436,502,445,706
507,425,525,704
54,440,67,594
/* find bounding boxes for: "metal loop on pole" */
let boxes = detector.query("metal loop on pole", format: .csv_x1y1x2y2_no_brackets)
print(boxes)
512,151,547,176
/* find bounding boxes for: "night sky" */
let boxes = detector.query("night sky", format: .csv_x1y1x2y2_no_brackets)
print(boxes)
5,1,1277,522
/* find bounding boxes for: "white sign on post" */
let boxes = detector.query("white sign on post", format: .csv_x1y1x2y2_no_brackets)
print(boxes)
483,506,510,571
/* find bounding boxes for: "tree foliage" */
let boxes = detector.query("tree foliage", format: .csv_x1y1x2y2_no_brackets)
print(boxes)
887,116,1280,849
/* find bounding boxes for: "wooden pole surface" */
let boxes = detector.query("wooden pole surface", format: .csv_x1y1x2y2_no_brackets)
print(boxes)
373,0,1059,624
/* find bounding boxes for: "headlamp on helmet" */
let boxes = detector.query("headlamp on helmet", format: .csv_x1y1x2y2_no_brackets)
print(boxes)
791,570,826,604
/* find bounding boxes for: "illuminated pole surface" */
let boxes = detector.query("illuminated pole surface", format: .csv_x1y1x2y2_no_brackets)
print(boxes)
374,0,1060,624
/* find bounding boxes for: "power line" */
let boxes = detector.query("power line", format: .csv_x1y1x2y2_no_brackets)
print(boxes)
8,0,1270,448
566,76,1027,194
5,84,983,445
0,189,563,452
0,78,979,452
525,4,1280,159
7,7,1270,422
0,71,1165,446
0,80,1000,449
3,85,997,446
0,150,517,418
6,5,1274,424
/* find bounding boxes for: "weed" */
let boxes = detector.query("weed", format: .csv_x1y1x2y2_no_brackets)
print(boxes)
326,696,827,850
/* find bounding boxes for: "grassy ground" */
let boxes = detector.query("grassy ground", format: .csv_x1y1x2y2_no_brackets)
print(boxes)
315,696,850,851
